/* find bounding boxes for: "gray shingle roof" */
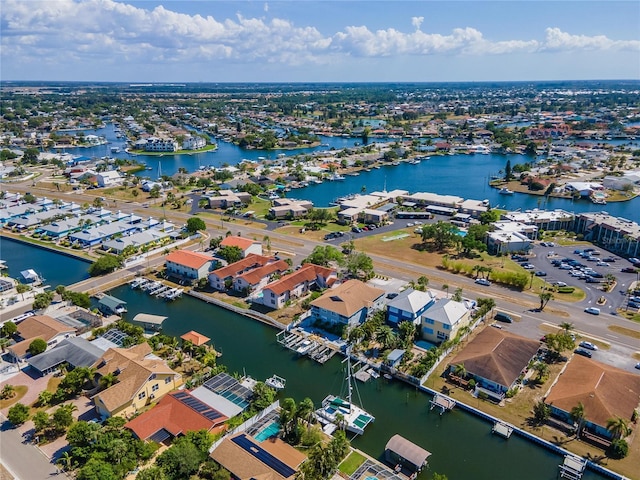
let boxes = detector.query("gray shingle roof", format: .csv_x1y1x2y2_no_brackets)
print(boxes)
27,337,105,373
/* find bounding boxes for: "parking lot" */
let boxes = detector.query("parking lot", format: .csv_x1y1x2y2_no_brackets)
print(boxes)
519,242,640,313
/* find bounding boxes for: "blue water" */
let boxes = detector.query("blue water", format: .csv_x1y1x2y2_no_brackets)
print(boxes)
57,123,640,220
254,421,280,442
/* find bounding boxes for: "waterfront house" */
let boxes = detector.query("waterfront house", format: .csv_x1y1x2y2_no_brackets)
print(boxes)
98,295,127,316
269,198,313,219
258,263,337,309
219,235,263,258
310,279,385,328
69,219,139,248
232,258,289,294
96,170,123,188
208,254,273,291
7,315,76,362
92,343,182,418
386,288,436,326
27,336,105,376
164,250,215,282
447,328,540,400
210,432,306,480
182,135,206,150
102,228,170,255
386,349,405,368
544,355,640,441
421,298,470,344
207,190,252,209
124,390,228,444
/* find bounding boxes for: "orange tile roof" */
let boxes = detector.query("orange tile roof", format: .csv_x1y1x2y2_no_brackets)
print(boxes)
125,391,227,440
209,254,272,280
264,263,334,296
165,250,214,270
310,279,384,317
236,259,289,286
220,235,258,251
545,355,640,427
17,315,76,340
181,330,211,346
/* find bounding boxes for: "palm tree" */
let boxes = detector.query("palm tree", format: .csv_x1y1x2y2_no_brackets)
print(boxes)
606,416,630,440
57,451,74,472
376,326,396,350
559,322,574,334
453,363,467,379
263,235,272,253
296,397,315,430
1,384,15,399
538,292,554,311
532,361,549,382
570,402,586,438
442,284,449,298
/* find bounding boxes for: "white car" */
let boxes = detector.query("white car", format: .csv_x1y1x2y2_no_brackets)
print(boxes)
475,278,491,286
579,341,598,351
584,307,601,315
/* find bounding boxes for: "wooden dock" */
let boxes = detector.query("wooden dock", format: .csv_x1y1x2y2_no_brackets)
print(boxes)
429,393,456,415
276,330,337,364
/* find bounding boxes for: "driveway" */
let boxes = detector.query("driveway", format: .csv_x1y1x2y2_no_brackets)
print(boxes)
0,369,50,416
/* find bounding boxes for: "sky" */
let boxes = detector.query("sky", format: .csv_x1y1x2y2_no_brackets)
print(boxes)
1,0,639,83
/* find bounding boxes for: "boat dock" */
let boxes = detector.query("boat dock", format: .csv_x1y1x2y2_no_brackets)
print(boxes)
276,330,337,364
429,393,456,415
492,421,514,439
558,455,587,479
129,277,183,301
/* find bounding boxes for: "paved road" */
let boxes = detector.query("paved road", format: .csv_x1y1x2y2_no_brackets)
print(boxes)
0,414,63,480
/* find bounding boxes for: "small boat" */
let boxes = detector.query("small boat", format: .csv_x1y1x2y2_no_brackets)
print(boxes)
110,147,120,153
265,374,286,390
498,187,514,195
410,159,421,164
328,174,346,181
296,339,313,355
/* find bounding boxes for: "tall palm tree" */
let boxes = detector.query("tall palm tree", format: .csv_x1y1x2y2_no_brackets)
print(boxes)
453,363,467,379
296,397,315,430
376,326,396,350
538,292,554,311
57,451,74,472
560,322,574,334
606,416,630,440
570,402,586,438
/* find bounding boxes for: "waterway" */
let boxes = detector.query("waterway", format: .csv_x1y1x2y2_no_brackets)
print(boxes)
108,284,607,480
0,236,90,288
55,123,640,220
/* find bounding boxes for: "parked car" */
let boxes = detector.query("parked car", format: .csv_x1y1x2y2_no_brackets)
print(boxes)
494,312,513,323
475,278,491,286
351,226,362,233
602,257,616,263
621,267,637,273
635,362,640,370
535,271,547,277
584,307,601,315
523,264,535,270
579,341,598,351
574,348,593,358
551,281,567,287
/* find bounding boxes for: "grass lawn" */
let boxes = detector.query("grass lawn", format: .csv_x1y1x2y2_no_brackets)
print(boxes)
339,451,367,476
240,197,271,218
0,385,28,409
608,324,640,340
616,310,640,324
538,324,610,350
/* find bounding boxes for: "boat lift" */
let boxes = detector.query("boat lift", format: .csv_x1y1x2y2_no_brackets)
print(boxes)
558,455,587,479
429,393,456,415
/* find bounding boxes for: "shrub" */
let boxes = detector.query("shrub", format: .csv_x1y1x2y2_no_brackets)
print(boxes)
557,286,575,294
7,403,30,426
607,439,629,459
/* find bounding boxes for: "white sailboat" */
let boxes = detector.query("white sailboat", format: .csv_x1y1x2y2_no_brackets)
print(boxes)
315,346,375,435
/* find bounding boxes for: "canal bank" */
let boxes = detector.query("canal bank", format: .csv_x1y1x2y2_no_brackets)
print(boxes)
108,283,610,480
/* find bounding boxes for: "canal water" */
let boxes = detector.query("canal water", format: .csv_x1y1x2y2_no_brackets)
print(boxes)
109,284,607,480
55,123,640,219
0,237,90,288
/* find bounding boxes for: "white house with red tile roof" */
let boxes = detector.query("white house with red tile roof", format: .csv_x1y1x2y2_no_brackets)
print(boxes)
259,263,337,309
220,236,262,258
208,254,272,291
165,250,215,281
232,259,290,294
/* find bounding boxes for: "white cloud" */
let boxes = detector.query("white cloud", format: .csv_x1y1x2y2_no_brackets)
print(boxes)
0,0,637,73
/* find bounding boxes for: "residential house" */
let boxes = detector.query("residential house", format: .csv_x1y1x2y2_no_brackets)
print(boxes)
421,299,471,344
165,250,215,282
310,280,385,328
219,235,263,258
544,355,640,440
232,259,289,294
268,198,313,219
208,254,273,291
207,190,252,209
259,263,337,309
7,315,76,361
124,390,227,444
386,288,436,326
92,343,182,418
210,433,306,480
447,328,540,400
27,337,105,376
386,349,405,368
182,135,207,150
96,171,123,188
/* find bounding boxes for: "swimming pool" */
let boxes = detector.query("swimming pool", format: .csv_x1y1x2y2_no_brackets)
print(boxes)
254,421,280,442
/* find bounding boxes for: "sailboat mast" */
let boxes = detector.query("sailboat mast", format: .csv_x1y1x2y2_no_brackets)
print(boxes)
346,346,352,411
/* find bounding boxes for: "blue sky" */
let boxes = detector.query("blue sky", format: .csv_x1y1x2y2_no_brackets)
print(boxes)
2,1,639,82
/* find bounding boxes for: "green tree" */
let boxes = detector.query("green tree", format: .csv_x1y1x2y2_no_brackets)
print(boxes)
149,185,161,199
606,416,631,440
66,420,101,448
304,245,343,267
570,402,586,438
377,325,397,350
1,321,17,337
532,400,551,425
251,382,277,411
52,404,75,433
607,439,629,459
32,291,54,310
15,282,30,301
209,236,223,249
538,292,554,311
76,458,118,480
28,338,48,356
504,159,512,181
421,222,459,251
88,254,122,276
156,437,206,480
7,403,30,426
32,410,50,433
1,384,15,399
186,216,206,234
218,245,243,264
345,251,374,280
136,466,167,480
398,321,417,348
36,390,53,406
